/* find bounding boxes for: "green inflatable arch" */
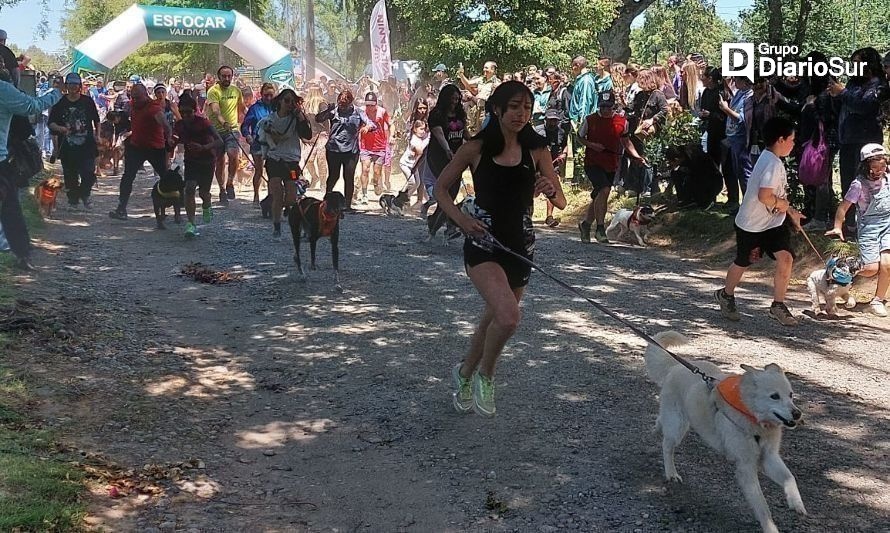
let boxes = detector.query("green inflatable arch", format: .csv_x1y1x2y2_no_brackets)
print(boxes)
70,4,294,86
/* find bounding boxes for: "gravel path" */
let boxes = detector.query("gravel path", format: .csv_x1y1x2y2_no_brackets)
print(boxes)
8,168,889,532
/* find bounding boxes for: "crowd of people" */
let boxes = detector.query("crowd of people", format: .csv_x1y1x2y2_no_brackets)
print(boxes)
3,30,890,415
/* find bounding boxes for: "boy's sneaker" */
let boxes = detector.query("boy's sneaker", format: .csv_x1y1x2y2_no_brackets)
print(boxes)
594,227,609,244
202,207,213,224
769,302,799,326
108,208,127,220
578,221,591,243
714,288,740,321
869,299,888,317
225,184,236,200
472,373,496,417
451,363,473,413
184,222,197,239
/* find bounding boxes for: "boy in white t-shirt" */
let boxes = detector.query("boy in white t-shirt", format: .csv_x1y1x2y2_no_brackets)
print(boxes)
715,117,805,326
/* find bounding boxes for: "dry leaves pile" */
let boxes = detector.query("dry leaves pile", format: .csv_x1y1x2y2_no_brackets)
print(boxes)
178,263,243,285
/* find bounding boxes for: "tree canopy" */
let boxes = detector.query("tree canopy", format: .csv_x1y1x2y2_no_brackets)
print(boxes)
630,0,736,66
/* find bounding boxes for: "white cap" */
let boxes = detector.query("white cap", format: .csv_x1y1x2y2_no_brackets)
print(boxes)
859,143,887,161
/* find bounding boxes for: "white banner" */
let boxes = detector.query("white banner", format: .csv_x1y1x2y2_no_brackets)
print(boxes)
369,0,393,81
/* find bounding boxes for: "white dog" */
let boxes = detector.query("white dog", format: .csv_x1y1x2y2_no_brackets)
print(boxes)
645,331,806,533
605,205,655,246
806,256,860,316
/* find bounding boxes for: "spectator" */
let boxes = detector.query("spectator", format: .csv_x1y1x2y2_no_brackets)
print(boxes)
698,67,728,169
568,56,598,123
1,63,62,270
678,61,702,113
799,52,839,231
624,69,668,197
828,47,889,234
652,65,678,102
719,76,754,213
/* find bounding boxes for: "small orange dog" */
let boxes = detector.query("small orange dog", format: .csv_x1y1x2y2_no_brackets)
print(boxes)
34,176,64,218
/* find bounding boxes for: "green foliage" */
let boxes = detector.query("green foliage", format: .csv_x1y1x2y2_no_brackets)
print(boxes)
8,45,67,73
647,110,702,171
739,0,890,56
387,0,620,74
630,0,737,65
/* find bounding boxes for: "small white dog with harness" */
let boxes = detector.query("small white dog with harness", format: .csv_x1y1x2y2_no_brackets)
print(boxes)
606,205,656,246
806,256,861,316
645,331,806,533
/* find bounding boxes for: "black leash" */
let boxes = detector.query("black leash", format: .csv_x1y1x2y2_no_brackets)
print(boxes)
471,231,716,386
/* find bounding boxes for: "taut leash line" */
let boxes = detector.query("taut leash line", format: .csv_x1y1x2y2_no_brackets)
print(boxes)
471,231,716,386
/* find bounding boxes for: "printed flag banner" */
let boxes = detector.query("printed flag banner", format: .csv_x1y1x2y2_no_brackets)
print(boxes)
369,0,393,81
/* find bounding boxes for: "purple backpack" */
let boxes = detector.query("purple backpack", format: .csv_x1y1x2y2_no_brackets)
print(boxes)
798,121,829,186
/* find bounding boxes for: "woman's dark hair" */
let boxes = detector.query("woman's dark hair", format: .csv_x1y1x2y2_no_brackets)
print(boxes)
805,51,829,96
178,92,197,110
429,84,466,125
761,116,796,146
705,67,724,90
410,96,432,122
272,88,300,112
260,82,275,94
471,81,547,156
851,47,885,83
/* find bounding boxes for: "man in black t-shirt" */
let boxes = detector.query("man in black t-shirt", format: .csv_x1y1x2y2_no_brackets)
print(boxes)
49,73,101,209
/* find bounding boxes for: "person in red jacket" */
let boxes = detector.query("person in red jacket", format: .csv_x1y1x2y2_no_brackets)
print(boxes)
577,91,644,243
109,83,172,220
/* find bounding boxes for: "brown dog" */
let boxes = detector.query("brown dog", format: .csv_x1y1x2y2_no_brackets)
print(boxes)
34,176,64,218
288,191,346,289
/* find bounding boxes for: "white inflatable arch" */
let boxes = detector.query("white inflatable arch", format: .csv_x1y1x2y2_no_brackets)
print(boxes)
71,4,294,86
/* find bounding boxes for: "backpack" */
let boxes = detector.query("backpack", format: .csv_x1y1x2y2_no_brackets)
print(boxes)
5,116,43,188
798,121,829,187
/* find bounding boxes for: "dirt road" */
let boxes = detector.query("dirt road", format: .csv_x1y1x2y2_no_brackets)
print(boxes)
7,168,889,532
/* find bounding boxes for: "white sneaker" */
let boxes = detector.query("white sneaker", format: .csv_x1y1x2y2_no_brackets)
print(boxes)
869,299,888,317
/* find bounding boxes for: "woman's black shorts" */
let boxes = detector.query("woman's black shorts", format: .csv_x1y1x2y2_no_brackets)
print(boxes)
463,239,532,289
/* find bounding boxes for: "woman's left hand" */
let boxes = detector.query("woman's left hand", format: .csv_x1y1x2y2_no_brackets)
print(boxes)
534,174,557,199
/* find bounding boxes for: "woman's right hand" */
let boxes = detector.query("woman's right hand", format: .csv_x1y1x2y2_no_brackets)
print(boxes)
458,213,488,238
824,227,844,241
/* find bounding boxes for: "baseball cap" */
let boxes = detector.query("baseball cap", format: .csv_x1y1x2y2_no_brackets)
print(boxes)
432,63,446,72
860,143,887,161
64,72,82,85
365,91,377,103
598,90,616,107
129,74,141,84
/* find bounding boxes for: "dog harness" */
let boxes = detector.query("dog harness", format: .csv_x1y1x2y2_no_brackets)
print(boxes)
318,201,339,237
629,206,652,226
716,375,758,424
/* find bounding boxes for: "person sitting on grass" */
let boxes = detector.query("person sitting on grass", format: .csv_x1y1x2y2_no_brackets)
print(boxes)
825,143,890,317
714,116,805,326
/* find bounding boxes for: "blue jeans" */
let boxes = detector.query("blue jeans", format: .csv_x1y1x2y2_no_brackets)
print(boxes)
36,115,51,155
727,138,752,204
0,165,31,260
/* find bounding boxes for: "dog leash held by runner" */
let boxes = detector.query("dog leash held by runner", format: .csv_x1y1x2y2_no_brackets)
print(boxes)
470,230,716,385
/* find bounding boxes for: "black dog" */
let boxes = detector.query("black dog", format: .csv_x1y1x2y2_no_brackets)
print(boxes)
664,143,723,209
288,191,346,287
151,167,185,229
379,190,411,216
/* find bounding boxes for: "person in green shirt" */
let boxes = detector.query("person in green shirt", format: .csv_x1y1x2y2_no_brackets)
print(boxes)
206,65,245,204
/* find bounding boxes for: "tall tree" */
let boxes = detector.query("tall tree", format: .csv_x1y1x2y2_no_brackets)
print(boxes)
630,0,736,65
599,0,657,63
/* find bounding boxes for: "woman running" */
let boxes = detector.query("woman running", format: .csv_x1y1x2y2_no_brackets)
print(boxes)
434,81,566,417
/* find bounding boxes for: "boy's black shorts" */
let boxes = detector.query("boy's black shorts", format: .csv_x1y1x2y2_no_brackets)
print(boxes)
184,159,215,194
734,221,795,268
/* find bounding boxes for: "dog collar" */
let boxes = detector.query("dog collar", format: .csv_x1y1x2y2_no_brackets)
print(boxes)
630,207,652,226
157,188,181,200
716,375,759,425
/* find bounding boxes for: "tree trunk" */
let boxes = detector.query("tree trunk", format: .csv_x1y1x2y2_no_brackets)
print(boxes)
792,0,810,48
767,0,784,44
598,0,657,63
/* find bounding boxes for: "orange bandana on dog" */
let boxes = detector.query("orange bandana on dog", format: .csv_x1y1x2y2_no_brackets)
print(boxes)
318,202,339,237
717,375,758,424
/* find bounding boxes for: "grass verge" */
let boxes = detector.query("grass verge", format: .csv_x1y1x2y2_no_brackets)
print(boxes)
0,183,86,532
